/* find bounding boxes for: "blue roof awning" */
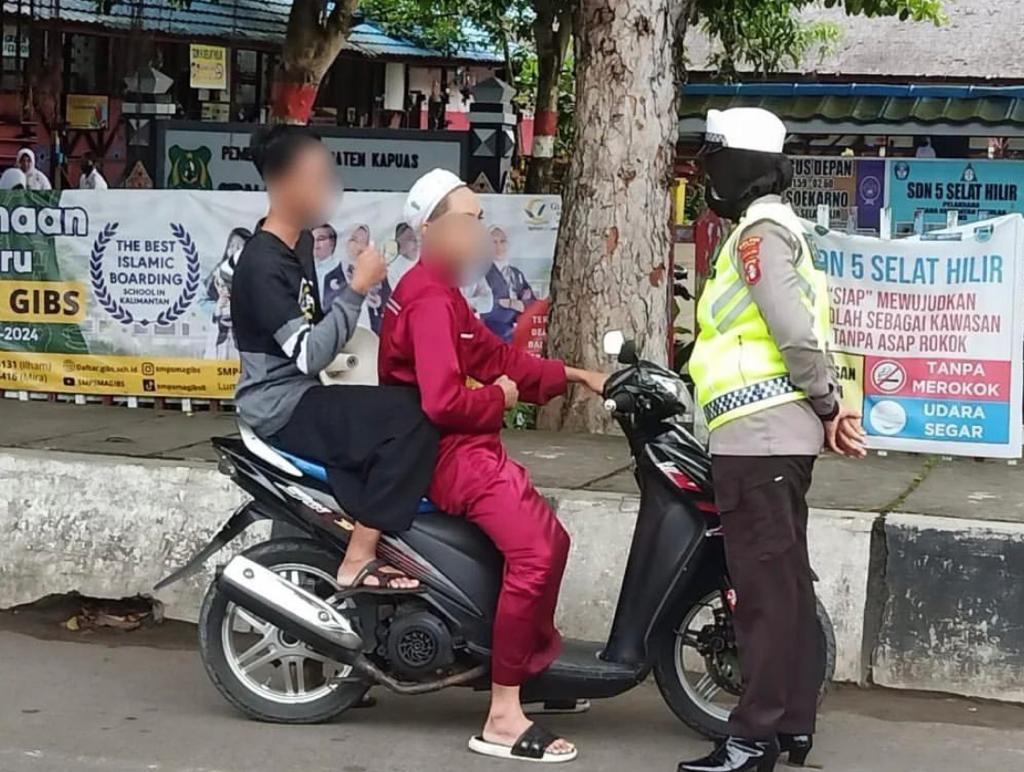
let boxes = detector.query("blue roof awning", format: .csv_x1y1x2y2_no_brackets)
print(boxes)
11,0,502,63
680,82,1024,134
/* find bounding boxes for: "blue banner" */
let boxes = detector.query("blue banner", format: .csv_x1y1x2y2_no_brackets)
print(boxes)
886,159,1024,234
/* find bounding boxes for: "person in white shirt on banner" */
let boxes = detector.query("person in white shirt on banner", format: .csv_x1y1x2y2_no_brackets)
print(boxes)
16,148,51,190
79,153,109,190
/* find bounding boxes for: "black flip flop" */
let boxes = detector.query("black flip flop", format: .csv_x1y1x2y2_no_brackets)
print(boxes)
336,558,424,598
468,723,578,764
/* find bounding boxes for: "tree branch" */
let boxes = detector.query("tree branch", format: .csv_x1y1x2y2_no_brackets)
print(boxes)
327,0,360,37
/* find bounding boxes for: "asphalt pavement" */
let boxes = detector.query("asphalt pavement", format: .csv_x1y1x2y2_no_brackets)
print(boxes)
0,610,1022,772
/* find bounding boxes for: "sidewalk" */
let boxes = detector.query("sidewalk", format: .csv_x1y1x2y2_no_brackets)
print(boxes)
2,398,1021,522
2,398,1024,703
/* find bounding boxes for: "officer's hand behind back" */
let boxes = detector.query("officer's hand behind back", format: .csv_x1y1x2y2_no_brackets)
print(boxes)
825,405,867,458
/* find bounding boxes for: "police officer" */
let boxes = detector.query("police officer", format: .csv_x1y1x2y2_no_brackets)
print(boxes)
679,108,866,772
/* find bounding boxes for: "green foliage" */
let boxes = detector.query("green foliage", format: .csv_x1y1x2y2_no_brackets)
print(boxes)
360,0,532,60
699,1,842,78
821,0,946,21
512,45,576,156
505,402,537,430
358,0,469,52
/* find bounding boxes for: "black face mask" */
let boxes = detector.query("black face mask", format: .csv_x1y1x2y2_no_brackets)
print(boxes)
704,181,744,221
82,162,94,176
702,147,793,221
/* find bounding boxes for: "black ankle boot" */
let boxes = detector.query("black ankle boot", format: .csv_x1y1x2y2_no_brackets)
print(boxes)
678,736,779,772
777,734,812,766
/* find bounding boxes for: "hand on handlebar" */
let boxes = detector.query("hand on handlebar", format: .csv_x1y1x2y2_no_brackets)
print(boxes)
566,367,608,396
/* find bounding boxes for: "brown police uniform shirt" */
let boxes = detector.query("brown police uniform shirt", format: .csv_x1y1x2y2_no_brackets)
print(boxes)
709,196,838,457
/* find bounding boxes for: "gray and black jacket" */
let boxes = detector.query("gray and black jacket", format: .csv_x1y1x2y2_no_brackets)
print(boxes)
231,228,363,437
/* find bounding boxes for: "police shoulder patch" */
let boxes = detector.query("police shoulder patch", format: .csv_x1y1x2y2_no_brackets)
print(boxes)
738,236,762,285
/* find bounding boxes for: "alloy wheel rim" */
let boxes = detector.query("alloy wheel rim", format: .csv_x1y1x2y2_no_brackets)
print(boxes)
221,562,354,705
674,589,739,723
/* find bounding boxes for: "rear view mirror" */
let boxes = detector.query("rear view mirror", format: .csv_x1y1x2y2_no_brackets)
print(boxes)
603,330,625,356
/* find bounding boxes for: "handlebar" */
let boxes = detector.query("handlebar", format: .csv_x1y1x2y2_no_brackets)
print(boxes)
604,393,635,414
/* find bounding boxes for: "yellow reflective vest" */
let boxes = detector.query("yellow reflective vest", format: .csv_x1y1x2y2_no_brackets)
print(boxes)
690,200,830,431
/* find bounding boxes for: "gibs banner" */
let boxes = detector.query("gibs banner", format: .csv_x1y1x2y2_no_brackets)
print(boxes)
0,190,561,399
812,215,1024,458
0,192,90,373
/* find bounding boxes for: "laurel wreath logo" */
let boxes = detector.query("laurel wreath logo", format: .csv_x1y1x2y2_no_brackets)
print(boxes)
89,222,201,327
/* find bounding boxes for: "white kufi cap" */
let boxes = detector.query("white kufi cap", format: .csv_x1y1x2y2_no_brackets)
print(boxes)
403,168,466,233
705,108,787,154
0,167,26,190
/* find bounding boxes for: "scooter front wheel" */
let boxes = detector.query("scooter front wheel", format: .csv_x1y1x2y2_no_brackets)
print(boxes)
652,588,836,739
198,537,371,723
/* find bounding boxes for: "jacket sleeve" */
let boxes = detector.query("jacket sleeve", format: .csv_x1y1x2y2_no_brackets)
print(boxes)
463,311,567,405
406,295,507,433
263,266,365,376
738,220,838,419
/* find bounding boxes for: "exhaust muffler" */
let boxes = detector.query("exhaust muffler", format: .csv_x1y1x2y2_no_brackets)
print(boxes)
218,555,363,660
218,555,491,695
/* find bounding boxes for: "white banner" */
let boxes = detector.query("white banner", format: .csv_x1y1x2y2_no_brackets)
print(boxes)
0,190,561,398
812,215,1024,458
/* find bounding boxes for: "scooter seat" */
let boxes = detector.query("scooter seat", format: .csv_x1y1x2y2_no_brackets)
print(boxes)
273,447,438,514
274,448,329,483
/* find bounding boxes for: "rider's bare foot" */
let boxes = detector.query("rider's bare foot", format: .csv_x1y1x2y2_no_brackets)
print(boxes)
337,557,419,590
483,710,575,757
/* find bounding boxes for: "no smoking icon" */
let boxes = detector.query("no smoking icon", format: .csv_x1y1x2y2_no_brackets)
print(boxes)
871,359,906,393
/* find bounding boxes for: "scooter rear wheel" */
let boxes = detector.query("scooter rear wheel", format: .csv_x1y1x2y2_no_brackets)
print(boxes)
198,537,371,723
652,587,836,739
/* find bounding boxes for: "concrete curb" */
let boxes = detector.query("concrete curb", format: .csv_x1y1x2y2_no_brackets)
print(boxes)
0,447,873,686
874,513,1024,702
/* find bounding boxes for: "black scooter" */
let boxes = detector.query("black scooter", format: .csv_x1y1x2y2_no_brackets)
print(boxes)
157,334,834,738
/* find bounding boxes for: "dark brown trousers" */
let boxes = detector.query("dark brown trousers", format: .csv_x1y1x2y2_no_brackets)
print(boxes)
711,454,824,741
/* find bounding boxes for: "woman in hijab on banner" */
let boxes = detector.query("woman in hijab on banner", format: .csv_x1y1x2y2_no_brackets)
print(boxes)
323,223,392,334
203,227,252,360
16,148,52,191
388,222,420,289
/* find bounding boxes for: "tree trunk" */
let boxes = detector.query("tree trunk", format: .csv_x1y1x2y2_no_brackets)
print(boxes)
525,5,572,194
271,0,359,124
539,0,690,433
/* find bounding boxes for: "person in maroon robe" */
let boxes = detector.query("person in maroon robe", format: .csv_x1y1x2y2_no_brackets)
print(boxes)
379,169,607,764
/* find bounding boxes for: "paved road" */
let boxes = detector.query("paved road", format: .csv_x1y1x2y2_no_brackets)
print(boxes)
0,616,1022,772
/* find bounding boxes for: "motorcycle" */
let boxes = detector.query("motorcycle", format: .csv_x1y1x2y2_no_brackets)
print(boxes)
157,333,835,737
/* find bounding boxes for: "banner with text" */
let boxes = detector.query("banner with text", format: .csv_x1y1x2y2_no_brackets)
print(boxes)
0,190,560,399
886,158,1024,234
787,156,886,232
813,215,1024,458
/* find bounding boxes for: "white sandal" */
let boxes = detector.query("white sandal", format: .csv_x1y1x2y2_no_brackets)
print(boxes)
468,723,578,764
